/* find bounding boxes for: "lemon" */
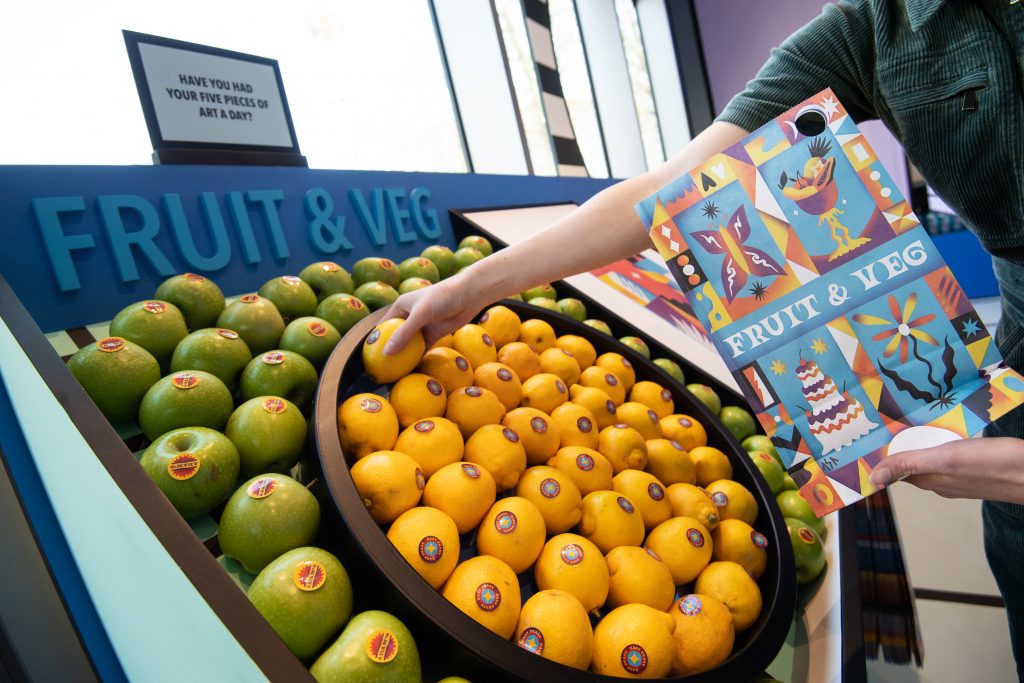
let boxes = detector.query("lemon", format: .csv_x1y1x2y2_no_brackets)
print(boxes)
338,393,399,459
659,414,708,451
611,469,672,531
502,407,559,466
645,439,696,486
387,506,460,588
476,496,546,574
578,490,645,554
669,594,735,676
598,423,648,473
473,361,522,411
388,373,447,428
546,447,613,496
630,380,675,419
705,479,758,525
538,347,581,386
550,402,599,450
497,342,542,381
453,323,498,370
464,424,526,490
689,446,734,486
423,461,496,534
417,347,474,394
442,555,521,638
518,318,556,352
534,533,608,612
645,516,713,584
595,352,636,392
478,305,521,348
569,384,619,430
711,519,768,579
445,386,506,439
515,466,582,534
514,589,593,670
362,318,425,384
431,333,453,349
579,366,626,405
591,603,675,679
605,546,676,611
615,401,663,440
555,334,596,369
694,561,762,632
394,417,464,478
666,483,720,530
349,450,424,524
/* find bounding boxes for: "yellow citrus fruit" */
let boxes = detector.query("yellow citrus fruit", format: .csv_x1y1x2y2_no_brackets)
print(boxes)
476,496,547,574
362,318,425,384
605,546,676,611
645,516,713,584
417,347,474,394
474,361,522,412
612,469,672,531
518,318,556,352
555,334,596,369
615,401,663,440
388,373,447,428
630,380,675,419
694,561,762,632
711,519,768,579
497,342,542,381
578,490,645,554
538,347,582,386
659,414,708,451
464,424,526,490
645,438,696,486
479,305,521,348
338,393,399,459
520,373,569,414
394,417,464,478
591,603,676,679
598,423,648,473
534,533,609,612
689,446,734,486
502,407,559,466
666,483,720,530
669,593,735,677
595,352,636,392
514,589,593,670
515,465,582,534
704,479,758,526
431,333,453,349
453,323,498,370
569,384,619,430
422,461,496,534
546,447,613,496
579,365,626,405
550,402,599,450
445,386,506,439
386,506,459,589
442,555,521,638
349,450,425,524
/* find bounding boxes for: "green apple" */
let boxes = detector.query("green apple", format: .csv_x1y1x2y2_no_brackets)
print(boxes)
506,293,524,302
742,435,781,466
398,278,432,294
748,450,784,494
557,298,587,322
138,370,234,441
258,275,319,321
154,272,226,331
776,490,826,535
279,317,341,370
786,517,826,584
782,472,799,491
239,350,318,410
310,610,420,683
315,293,370,335
620,336,651,359
353,281,399,311
398,256,440,284
219,474,320,573
583,319,613,335
352,257,401,289
216,294,286,355
170,328,253,393
225,396,308,477
453,247,485,271
521,283,556,301
420,245,457,279
299,261,354,302
108,299,188,372
68,337,160,423
529,297,561,313
139,426,239,518
248,547,353,660
719,405,757,441
686,383,722,415
458,234,493,257
653,357,685,385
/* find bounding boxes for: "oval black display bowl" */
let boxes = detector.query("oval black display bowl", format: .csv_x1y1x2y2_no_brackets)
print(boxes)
312,300,795,682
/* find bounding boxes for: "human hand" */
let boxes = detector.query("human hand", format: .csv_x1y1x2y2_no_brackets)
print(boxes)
869,437,1024,505
383,276,488,354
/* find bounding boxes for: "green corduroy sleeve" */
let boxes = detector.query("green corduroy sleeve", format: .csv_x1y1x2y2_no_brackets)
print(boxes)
716,0,878,132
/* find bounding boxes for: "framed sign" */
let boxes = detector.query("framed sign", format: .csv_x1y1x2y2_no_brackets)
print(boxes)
123,30,306,166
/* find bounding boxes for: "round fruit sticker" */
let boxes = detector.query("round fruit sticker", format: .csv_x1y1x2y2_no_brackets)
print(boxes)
321,262,339,272
679,595,703,616
576,453,594,471
262,398,287,414
687,528,705,548
648,482,665,501
247,477,278,499
262,352,285,365
497,368,513,381
495,511,517,534
605,374,618,387
798,528,818,545
97,337,126,353
502,427,519,443
184,272,206,282
482,333,494,347
661,389,673,403
751,531,769,549
307,321,328,337
711,491,729,507
380,259,394,270
555,380,567,394
350,298,364,309
360,398,382,413
240,294,260,303
426,379,443,396
365,629,399,663
577,416,593,433
530,417,547,433
645,547,661,561
455,357,470,371
622,358,633,369
475,583,501,611
293,561,327,591
670,440,684,451
414,420,434,433
757,452,774,463
561,348,574,357
560,543,584,565
418,536,443,563
517,627,544,655
167,453,200,480
479,311,490,323
366,328,381,344
621,644,647,675
143,301,167,314
171,373,200,390
465,386,482,397
216,328,239,339
282,275,302,286
647,410,659,423
605,400,617,415
617,496,635,514
678,417,692,428
415,469,425,490
461,463,481,479
540,478,560,498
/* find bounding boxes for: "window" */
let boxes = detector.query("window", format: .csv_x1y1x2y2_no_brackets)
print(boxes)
615,0,666,168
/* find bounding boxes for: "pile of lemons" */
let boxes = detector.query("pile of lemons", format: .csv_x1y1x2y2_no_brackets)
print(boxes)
339,305,769,678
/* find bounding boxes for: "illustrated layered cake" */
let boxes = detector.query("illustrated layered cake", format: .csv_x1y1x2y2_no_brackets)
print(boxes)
797,357,876,455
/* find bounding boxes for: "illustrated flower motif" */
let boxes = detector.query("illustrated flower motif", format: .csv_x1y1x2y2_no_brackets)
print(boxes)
852,293,937,363
691,206,784,302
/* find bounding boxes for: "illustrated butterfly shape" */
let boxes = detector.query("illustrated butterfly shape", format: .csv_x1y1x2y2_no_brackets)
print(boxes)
690,206,784,302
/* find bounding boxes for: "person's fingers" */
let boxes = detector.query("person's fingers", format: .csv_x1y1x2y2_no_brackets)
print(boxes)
869,444,954,487
384,293,436,355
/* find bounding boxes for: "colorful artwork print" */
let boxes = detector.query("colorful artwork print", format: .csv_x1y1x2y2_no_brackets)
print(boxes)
636,89,1024,516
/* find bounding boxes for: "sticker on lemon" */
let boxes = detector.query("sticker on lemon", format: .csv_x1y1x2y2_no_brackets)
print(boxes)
669,594,735,677
645,516,713,585
580,366,626,405
514,589,593,671
694,561,762,632
478,304,521,348
442,555,521,638
578,490,645,554
386,506,459,588
569,384,619,430
591,603,676,679
362,318,425,384
659,414,708,451
550,402,599,450
554,334,596,369
629,380,675,419
534,533,609,612
452,323,498,369
497,342,542,381
711,519,768,579
605,546,676,611
464,424,526,490
666,483,720,530
547,447,613,496
538,347,581,387
476,496,547,574
417,347,474,394
422,461,496,534
611,469,672,531
515,465,582,534
615,401,663,441
520,373,570,414
388,373,446,428
705,479,758,526
445,386,506,439
598,423,648,473
595,352,636,392
645,438,696,486
338,393,399,459
474,361,522,412
349,450,424,524
503,407,559,466
393,417,464,478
